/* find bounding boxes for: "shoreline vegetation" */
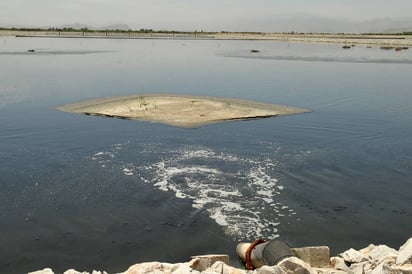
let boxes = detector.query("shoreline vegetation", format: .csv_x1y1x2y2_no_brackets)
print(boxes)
1,27,412,47
57,94,311,128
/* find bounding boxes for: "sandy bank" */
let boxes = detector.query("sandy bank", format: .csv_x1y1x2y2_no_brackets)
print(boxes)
57,94,310,128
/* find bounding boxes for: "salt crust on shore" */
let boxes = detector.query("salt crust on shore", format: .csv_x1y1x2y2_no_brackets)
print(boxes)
57,94,310,128
29,237,412,274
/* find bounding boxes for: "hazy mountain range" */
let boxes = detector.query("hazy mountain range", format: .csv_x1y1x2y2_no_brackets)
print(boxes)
2,16,412,33
56,23,131,31
226,16,412,33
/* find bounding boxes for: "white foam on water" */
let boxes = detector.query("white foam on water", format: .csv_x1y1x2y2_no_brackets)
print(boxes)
89,144,299,240
122,167,134,176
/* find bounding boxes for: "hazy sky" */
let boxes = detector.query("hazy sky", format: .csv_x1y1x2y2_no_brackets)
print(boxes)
2,0,412,32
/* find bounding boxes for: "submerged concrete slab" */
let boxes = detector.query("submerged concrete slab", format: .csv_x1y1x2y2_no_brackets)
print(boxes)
57,94,310,128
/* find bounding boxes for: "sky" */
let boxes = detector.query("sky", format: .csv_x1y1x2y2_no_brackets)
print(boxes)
1,0,412,33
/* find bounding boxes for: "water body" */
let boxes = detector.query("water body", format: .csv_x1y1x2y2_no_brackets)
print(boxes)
1,37,412,273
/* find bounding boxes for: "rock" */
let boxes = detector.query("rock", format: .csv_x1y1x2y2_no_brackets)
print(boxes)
292,246,330,267
360,244,376,255
277,257,315,274
397,237,412,265
62,270,106,274
124,262,175,274
338,248,369,264
190,254,230,271
348,262,372,274
330,257,350,272
206,261,247,274
370,261,392,274
63,270,90,274
312,268,347,274
25,237,412,274
392,264,412,274
28,268,55,274
255,265,286,274
171,263,200,274
366,245,398,264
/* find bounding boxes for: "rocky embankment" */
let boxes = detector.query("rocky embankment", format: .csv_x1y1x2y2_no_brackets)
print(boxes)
30,237,412,274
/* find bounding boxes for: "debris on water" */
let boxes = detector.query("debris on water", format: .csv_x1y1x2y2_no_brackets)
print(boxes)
342,45,351,49
144,225,153,232
395,47,408,51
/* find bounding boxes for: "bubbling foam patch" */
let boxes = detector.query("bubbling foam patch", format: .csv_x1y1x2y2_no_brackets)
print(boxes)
90,144,297,240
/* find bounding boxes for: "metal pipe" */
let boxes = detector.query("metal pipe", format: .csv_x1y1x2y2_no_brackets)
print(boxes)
236,239,293,270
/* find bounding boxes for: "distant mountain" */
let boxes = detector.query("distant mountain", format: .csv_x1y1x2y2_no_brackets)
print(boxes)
2,17,412,34
100,24,130,30
224,15,412,33
59,23,90,30
352,18,412,33
59,23,130,30
383,26,412,33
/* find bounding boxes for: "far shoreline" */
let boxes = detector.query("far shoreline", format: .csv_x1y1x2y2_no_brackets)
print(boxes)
1,29,412,47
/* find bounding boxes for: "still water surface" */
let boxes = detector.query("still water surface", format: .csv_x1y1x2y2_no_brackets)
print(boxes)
1,37,412,273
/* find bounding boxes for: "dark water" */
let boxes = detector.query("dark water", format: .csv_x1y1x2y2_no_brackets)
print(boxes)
1,37,412,273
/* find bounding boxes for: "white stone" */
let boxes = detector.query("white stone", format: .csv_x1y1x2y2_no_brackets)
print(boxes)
277,257,315,274
392,264,412,274
206,261,247,274
28,268,55,274
330,257,350,272
339,248,369,264
397,237,412,265
255,265,286,274
367,245,398,264
172,264,200,274
190,255,230,271
63,270,89,274
348,262,372,274
370,261,392,274
312,268,347,274
292,246,330,268
360,244,377,255
124,262,175,274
